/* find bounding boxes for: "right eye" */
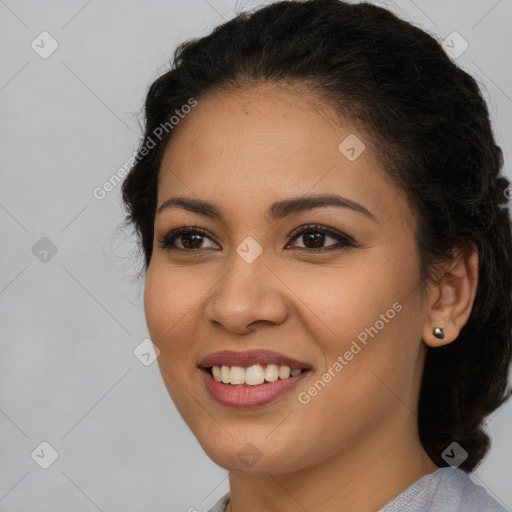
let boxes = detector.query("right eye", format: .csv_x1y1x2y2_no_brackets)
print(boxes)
157,226,219,252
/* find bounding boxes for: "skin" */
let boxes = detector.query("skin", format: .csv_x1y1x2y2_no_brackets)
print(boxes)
144,82,479,512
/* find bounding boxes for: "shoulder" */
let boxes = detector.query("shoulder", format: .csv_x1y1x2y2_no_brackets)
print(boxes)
206,492,230,512
381,467,509,512
204,469,509,512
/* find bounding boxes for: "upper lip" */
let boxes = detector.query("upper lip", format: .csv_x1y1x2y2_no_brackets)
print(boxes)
199,349,312,370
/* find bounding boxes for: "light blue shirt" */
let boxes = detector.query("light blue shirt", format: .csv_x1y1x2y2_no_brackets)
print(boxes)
207,467,509,511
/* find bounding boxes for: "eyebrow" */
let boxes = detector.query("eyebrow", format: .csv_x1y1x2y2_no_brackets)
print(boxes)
157,194,376,222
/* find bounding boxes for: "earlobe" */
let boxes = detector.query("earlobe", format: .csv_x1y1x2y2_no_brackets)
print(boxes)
423,241,479,348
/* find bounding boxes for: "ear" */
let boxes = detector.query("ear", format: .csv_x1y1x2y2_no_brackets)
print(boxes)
422,241,479,347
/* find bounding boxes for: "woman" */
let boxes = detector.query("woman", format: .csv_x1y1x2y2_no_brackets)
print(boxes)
121,0,512,510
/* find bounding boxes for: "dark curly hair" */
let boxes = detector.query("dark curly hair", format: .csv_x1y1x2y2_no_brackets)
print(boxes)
120,0,512,471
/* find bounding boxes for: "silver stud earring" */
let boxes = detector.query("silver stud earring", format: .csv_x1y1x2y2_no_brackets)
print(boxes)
433,327,444,339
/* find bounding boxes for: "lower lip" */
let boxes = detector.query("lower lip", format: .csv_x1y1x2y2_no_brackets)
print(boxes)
200,368,310,408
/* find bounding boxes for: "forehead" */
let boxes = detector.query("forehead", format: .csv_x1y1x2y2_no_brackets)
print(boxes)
156,83,413,230
161,84,344,171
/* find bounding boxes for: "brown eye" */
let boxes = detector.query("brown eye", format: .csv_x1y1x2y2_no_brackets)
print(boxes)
157,227,219,251
157,224,357,253
287,224,356,251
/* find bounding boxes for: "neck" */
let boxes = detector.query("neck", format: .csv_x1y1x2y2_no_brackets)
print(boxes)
226,416,438,512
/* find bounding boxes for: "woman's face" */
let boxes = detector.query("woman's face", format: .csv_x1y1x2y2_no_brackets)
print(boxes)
144,83,431,475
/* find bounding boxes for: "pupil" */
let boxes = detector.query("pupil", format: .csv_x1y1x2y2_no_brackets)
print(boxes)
305,232,324,248
183,234,203,249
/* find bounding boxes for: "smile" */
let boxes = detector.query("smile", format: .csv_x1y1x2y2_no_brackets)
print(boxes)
208,363,304,386
198,349,313,407
200,366,311,408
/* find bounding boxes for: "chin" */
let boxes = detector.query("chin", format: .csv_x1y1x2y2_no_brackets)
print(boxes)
198,434,308,475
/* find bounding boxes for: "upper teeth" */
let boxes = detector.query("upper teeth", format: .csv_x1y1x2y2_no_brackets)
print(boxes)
211,364,303,386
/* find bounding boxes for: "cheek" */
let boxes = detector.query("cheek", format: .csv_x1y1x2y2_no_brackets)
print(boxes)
143,266,201,396
290,250,422,404
143,264,205,419
143,262,207,344
288,254,408,345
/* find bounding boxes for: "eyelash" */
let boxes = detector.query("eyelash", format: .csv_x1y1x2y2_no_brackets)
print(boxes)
156,224,358,253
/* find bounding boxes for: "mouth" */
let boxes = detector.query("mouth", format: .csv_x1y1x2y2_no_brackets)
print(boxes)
198,349,312,408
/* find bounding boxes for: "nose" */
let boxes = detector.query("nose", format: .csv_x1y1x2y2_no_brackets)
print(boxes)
204,254,289,335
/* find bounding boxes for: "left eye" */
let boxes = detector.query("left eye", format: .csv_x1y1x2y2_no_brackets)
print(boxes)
286,224,356,251
157,224,356,252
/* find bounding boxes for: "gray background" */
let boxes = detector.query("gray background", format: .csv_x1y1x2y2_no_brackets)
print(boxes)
1,0,511,510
